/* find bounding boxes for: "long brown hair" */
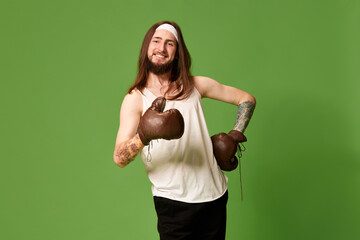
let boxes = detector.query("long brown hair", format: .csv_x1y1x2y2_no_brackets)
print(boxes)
128,21,194,100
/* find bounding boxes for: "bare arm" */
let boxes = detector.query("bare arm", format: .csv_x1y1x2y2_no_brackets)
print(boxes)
113,134,144,168
194,76,256,132
233,101,255,133
113,91,144,168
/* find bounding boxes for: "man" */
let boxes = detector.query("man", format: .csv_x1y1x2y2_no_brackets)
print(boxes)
113,21,255,240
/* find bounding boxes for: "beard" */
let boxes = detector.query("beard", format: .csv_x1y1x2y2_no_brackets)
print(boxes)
146,56,175,75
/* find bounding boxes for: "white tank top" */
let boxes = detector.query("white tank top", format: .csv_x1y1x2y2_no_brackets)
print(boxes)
139,87,228,203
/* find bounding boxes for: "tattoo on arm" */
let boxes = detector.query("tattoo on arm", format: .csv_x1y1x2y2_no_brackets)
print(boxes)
234,101,255,133
115,134,144,166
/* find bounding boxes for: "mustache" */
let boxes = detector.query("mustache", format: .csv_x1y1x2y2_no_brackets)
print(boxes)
154,51,168,57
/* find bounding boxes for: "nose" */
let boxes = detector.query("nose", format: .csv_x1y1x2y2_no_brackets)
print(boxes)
158,42,166,52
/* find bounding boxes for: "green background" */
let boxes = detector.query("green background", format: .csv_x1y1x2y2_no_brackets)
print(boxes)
1,0,359,239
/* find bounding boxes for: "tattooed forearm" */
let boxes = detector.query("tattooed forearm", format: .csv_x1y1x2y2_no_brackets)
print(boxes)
234,101,255,133
114,134,144,167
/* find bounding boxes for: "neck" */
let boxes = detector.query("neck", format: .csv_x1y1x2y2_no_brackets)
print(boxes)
147,71,172,88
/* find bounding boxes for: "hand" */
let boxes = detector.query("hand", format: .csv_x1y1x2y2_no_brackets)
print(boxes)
137,97,185,145
211,130,247,171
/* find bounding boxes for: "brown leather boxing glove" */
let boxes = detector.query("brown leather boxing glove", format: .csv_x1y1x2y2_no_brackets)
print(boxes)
138,97,185,145
211,130,247,171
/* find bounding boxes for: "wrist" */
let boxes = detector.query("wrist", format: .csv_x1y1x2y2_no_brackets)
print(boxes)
134,134,146,148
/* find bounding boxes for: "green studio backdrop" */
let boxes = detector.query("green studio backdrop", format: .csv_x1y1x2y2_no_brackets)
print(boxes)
1,0,359,239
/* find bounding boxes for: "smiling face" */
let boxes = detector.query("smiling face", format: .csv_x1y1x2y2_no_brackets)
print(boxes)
147,29,177,67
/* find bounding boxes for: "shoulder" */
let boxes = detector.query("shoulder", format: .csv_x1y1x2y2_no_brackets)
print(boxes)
193,75,213,86
193,76,222,98
121,89,143,114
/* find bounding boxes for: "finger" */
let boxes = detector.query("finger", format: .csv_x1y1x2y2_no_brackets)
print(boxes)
150,97,166,112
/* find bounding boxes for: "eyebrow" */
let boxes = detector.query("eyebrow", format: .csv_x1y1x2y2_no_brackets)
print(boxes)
152,36,176,43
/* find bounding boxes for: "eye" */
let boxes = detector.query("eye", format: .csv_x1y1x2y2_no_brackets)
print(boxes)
167,42,174,46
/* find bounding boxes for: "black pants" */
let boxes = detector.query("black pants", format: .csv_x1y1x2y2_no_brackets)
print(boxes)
153,191,228,240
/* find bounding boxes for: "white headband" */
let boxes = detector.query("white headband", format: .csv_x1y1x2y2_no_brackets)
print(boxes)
155,23,179,42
